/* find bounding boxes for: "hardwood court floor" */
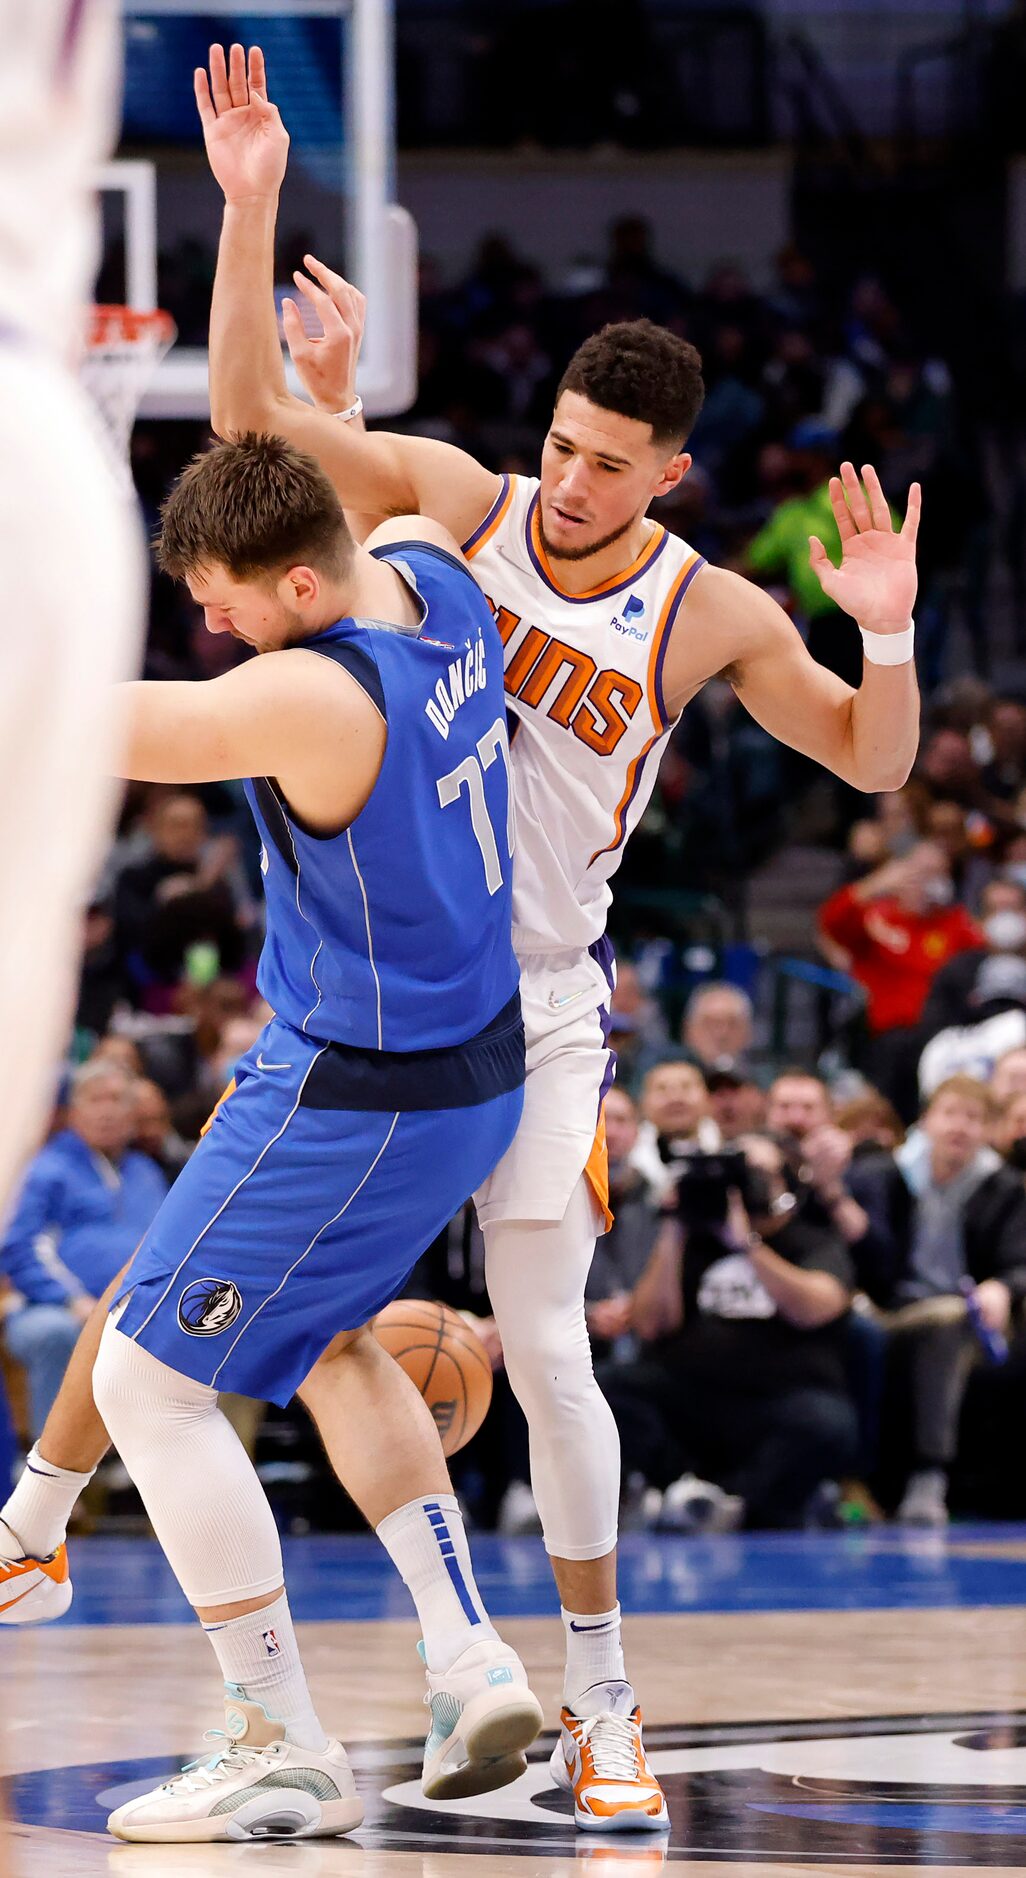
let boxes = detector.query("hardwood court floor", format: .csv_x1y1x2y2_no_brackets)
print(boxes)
5,1528,1026,1875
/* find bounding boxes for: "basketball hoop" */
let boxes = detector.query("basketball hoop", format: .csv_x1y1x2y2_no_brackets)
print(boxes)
80,304,177,470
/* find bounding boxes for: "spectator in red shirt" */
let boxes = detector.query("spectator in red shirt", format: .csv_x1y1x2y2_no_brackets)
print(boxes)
818,842,982,1120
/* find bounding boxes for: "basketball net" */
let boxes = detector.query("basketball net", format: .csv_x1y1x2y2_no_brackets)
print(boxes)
79,304,176,489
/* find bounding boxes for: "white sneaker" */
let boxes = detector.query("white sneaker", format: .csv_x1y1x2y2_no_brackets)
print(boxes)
897,1468,949,1528
497,1479,543,1536
657,1474,744,1534
421,1636,544,1799
0,1519,72,1625
107,1692,363,1843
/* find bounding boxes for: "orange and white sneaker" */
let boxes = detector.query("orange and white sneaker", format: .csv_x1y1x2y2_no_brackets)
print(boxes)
550,1688,668,1833
0,1523,72,1625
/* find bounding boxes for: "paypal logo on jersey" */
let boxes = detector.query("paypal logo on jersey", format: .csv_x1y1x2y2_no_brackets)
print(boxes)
425,630,488,740
611,593,648,640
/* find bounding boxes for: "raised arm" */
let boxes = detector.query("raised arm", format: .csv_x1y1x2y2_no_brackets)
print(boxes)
198,44,499,540
666,465,920,793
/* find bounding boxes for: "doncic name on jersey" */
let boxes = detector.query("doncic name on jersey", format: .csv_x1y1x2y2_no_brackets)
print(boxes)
425,629,488,740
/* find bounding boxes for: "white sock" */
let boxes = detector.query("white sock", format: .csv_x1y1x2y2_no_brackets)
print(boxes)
562,1603,628,1708
202,1591,328,1751
1,1445,95,1558
376,1494,498,1672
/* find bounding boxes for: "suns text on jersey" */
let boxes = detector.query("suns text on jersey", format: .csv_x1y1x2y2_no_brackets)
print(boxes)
425,632,488,740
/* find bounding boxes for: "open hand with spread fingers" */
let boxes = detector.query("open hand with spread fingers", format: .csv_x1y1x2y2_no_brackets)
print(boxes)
194,43,289,204
809,462,921,633
282,257,367,413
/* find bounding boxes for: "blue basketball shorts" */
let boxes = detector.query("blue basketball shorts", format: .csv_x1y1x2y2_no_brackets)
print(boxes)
112,1005,523,1404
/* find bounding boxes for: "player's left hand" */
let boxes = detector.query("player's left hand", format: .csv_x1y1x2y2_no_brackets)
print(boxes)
283,258,367,414
809,462,921,632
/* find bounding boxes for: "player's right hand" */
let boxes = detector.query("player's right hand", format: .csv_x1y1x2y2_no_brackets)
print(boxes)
194,44,289,205
284,258,367,415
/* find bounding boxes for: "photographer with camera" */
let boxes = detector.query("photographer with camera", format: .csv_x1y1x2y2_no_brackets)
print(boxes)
602,1133,857,1532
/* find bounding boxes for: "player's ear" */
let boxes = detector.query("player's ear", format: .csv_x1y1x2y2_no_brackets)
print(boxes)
282,564,320,608
654,451,691,499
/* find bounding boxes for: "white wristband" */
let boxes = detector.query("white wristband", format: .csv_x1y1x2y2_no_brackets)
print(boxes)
860,620,915,666
332,395,363,422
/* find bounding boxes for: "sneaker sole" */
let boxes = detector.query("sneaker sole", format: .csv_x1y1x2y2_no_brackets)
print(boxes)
108,1796,364,1843
0,1576,72,1626
573,1802,671,1833
423,1689,544,1800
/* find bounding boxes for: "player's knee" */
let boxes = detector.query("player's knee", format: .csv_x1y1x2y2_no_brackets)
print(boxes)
298,1326,370,1404
92,1321,214,1452
502,1323,596,1420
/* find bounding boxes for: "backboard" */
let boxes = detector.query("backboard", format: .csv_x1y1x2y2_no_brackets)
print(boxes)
103,0,417,418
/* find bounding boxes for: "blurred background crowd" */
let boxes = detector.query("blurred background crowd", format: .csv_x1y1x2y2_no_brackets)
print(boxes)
6,0,1026,1541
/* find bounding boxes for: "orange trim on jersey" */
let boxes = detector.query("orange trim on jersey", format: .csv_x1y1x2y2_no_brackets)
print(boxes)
584,1105,614,1234
528,497,667,601
589,729,662,867
645,550,703,730
200,1077,236,1139
462,475,515,560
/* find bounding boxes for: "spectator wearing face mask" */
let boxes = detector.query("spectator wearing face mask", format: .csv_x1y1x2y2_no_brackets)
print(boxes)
818,842,983,1119
921,878,1026,1035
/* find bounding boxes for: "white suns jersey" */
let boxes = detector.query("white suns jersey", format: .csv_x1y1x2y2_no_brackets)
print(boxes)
0,0,121,357
462,473,706,954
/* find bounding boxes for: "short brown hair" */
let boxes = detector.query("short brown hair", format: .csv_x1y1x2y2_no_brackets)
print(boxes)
925,1074,998,1120
556,319,705,448
158,433,353,584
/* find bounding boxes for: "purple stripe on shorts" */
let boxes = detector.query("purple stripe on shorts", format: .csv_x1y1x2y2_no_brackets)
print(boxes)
589,933,616,996
595,998,617,1119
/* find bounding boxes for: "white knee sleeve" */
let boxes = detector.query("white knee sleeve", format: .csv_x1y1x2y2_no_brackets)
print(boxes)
93,1321,283,1607
484,1177,620,1560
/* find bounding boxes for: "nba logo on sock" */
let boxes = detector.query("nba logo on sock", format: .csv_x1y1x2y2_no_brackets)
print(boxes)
262,1628,281,1657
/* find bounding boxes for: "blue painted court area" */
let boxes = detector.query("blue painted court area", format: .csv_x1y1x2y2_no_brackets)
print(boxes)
55,1524,1026,1625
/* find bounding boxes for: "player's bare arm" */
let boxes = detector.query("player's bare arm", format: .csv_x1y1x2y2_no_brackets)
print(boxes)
662,463,920,793
198,43,498,542
114,652,385,830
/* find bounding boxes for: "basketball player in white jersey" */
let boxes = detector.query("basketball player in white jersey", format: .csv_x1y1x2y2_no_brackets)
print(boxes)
0,44,919,1835
0,0,143,1215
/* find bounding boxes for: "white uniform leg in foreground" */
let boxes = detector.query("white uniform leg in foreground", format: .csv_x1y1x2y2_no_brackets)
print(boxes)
0,352,143,1217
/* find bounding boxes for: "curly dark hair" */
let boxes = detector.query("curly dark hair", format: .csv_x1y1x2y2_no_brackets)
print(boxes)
158,432,353,583
556,319,705,448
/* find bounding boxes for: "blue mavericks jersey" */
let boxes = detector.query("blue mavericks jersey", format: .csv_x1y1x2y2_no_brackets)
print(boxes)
244,542,518,1053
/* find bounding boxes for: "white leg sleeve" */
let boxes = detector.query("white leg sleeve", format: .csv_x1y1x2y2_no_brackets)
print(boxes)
484,1177,620,1561
92,1322,284,1608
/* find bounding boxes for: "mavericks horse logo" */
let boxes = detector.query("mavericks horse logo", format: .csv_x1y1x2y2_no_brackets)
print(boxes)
178,1278,243,1337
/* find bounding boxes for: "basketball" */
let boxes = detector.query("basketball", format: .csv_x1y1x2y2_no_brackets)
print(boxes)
371,1300,493,1456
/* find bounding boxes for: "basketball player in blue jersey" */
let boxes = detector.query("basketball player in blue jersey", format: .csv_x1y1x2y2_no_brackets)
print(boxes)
44,432,541,1844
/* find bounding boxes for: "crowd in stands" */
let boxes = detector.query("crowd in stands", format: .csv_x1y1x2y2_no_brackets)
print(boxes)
4,217,1025,1537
